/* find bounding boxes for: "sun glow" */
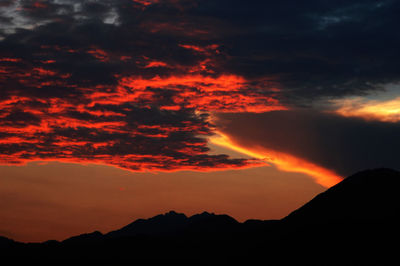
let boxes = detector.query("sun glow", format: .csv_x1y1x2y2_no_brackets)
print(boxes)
210,132,342,188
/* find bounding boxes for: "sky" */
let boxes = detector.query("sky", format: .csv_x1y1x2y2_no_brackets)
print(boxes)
1,0,400,242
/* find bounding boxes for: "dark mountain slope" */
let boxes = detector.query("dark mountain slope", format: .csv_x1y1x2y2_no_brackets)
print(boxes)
276,168,400,266
283,168,400,224
0,236,15,247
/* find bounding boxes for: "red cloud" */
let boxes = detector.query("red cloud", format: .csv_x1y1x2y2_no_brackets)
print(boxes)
132,0,160,7
144,61,169,68
87,48,109,62
0,68,267,171
112,74,285,113
0,34,282,172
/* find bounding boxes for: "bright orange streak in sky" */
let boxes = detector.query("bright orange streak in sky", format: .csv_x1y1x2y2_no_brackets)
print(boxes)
210,132,342,188
119,74,247,91
333,96,400,122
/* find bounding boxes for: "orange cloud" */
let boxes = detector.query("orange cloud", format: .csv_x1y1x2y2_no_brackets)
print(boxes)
0,93,260,172
87,48,109,62
132,0,160,7
0,38,284,173
144,61,169,68
179,44,220,54
113,74,286,113
210,132,342,188
332,97,400,123
0,58,22,62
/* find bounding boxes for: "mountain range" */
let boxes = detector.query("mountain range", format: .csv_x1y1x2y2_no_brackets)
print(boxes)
1,168,400,265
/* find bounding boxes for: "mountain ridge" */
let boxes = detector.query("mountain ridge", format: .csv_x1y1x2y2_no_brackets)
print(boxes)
2,168,400,265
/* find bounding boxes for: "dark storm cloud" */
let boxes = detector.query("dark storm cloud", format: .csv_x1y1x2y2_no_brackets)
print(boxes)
216,110,400,177
199,1,393,103
192,0,400,105
0,0,399,171
6,0,397,103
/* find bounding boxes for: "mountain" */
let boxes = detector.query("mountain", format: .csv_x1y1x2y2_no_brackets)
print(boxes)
64,211,240,242
0,236,15,247
62,230,104,244
283,168,400,224
277,168,400,265
106,211,188,238
1,168,400,265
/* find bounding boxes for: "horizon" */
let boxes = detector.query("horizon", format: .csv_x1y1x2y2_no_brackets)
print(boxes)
4,167,399,244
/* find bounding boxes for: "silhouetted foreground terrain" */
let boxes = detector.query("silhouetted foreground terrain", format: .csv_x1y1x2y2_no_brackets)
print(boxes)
2,168,400,265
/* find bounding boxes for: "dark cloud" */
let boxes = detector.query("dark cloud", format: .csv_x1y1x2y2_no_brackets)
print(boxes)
0,0,399,171
216,110,400,177
202,0,400,105
1,110,42,127
3,0,397,104
0,103,257,170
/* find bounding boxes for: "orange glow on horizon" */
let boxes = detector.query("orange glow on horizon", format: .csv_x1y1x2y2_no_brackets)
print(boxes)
210,132,342,188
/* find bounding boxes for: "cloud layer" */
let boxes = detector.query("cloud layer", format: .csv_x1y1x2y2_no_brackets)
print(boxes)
1,0,400,173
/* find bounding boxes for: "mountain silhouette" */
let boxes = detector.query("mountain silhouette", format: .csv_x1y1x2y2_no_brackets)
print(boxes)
0,236,15,247
1,168,400,265
283,168,400,224
63,211,241,243
62,211,240,244
107,211,188,238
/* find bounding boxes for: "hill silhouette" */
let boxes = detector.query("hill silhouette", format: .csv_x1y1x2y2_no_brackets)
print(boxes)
62,211,241,244
284,168,400,223
1,168,400,265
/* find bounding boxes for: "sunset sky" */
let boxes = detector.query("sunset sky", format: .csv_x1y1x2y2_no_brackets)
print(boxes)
1,0,400,242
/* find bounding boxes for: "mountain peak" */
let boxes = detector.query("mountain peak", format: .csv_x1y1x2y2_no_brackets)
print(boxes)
164,210,187,217
189,211,213,218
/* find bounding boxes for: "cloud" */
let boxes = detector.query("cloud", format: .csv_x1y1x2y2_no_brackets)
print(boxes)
215,110,400,177
330,96,400,123
3,0,400,103
1,0,400,173
0,101,260,170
